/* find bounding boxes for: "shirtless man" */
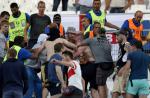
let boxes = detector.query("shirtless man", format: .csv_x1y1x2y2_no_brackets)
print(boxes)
73,32,99,98
42,36,76,98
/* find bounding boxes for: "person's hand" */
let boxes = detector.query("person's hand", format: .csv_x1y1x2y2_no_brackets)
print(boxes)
50,23,58,28
51,59,58,64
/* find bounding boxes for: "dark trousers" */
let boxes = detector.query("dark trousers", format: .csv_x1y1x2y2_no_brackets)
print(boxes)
110,7,125,13
3,90,23,98
52,0,68,11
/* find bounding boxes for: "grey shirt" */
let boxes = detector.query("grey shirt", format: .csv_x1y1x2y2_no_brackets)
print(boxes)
84,36,113,63
25,42,47,68
0,33,6,58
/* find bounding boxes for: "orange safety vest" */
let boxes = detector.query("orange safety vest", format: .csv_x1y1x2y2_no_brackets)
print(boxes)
59,24,64,36
128,19,143,41
89,31,94,39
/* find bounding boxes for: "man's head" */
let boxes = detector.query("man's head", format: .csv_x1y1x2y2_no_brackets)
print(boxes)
38,1,46,14
134,10,143,22
0,20,9,33
53,14,61,25
93,0,101,11
130,39,143,51
62,51,73,61
14,36,24,47
7,48,17,59
10,3,19,15
81,17,90,28
93,21,101,36
0,11,10,21
117,30,128,43
54,43,64,53
66,27,76,40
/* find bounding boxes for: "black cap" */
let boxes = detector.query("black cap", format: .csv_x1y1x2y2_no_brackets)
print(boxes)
53,14,61,21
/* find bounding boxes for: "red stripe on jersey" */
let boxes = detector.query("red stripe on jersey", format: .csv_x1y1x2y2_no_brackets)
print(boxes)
68,62,77,79
68,68,75,79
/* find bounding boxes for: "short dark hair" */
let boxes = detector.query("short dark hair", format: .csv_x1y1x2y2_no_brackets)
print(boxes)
1,20,9,26
130,39,143,49
38,1,45,6
10,3,19,8
0,11,10,17
93,21,101,27
54,43,64,53
62,51,73,59
53,14,61,21
7,48,17,58
14,36,24,46
134,41,143,49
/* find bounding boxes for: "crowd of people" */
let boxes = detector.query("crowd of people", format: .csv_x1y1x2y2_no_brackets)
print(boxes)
0,0,150,98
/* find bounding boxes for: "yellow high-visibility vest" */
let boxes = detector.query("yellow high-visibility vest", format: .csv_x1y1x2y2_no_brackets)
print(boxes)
9,12,26,42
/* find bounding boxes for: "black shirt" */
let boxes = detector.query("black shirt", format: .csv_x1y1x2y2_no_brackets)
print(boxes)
0,59,28,94
29,14,51,39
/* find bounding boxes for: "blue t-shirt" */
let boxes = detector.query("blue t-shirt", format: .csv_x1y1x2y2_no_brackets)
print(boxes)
48,53,63,83
121,18,141,42
127,50,150,80
86,10,107,24
18,48,32,61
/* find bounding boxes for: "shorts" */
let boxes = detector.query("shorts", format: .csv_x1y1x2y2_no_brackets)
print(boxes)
96,62,114,86
47,82,61,96
81,62,97,89
126,79,150,95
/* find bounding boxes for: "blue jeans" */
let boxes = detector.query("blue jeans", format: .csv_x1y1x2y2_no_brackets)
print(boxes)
24,67,42,98
3,90,23,98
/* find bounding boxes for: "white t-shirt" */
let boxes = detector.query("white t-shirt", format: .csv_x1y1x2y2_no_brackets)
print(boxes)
68,60,83,90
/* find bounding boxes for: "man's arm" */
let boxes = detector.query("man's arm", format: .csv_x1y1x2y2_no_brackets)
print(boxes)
24,23,30,43
30,46,44,59
118,60,131,76
55,66,66,87
105,0,111,12
105,21,120,30
77,41,88,48
62,39,77,50
123,0,132,11
52,59,74,68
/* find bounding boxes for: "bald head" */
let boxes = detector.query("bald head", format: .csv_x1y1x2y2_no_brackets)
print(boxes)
134,10,143,22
